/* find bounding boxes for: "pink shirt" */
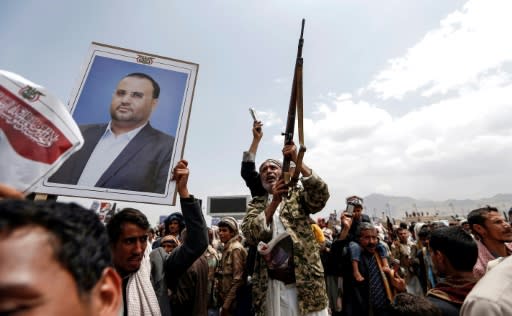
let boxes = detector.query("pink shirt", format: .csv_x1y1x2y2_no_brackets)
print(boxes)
473,240,512,279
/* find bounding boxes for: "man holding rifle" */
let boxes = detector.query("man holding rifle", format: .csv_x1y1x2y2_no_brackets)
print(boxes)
241,142,330,316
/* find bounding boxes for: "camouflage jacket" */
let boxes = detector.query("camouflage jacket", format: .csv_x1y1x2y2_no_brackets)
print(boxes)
218,237,248,311
241,171,330,316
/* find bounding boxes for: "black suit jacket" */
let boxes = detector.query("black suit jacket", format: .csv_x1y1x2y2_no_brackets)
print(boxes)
49,123,174,193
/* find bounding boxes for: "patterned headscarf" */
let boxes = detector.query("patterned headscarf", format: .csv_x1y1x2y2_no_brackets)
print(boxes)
219,216,239,235
259,159,282,172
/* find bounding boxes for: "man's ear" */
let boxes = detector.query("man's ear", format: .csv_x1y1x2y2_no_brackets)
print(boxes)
430,249,445,269
92,267,122,316
151,98,158,112
472,223,486,238
434,249,445,262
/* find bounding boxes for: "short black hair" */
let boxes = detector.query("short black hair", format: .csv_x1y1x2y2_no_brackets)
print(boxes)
391,293,441,316
125,72,160,99
0,200,112,295
106,208,150,244
217,221,235,233
467,205,499,237
429,226,477,272
418,225,431,239
467,205,498,227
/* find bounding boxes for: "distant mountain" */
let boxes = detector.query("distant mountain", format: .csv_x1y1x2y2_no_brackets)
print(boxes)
362,193,512,220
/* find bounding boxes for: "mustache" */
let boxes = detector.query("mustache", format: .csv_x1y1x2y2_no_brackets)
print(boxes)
128,254,143,261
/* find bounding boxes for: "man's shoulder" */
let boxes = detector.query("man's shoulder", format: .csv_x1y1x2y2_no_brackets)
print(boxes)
227,240,246,252
144,123,175,142
79,123,107,132
427,295,460,315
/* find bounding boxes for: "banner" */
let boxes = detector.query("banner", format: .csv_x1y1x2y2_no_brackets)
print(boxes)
0,70,83,193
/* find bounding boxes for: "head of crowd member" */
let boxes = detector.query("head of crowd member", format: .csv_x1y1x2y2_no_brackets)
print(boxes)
413,222,425,242
148,227,156,243
430,221,448,231
357,222,378,254
0,200,121,316
110,72,160,133
218,216,239,244
460,220,471,234
417,225,431,248
390,293,441,316
160,235,180,254
508,207,512,225
164,212,185,236
429,226,477,278
467,206,512,243
346,195,364,221
409,222,417,240
106,208,150,277
259,159,282,193
397,227,409,244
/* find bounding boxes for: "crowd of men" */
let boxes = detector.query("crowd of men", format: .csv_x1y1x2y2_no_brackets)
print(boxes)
1,120,512,316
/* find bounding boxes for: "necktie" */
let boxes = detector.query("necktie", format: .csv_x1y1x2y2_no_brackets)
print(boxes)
367,255,388,308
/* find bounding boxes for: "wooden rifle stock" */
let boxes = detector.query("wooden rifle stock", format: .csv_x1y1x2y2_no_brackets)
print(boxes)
282,19,306,185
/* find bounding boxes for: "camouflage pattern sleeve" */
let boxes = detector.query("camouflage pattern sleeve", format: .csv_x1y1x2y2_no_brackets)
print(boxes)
241,195,273,246
300,171,330,214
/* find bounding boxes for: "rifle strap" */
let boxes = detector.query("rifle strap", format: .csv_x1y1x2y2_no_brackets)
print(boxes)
292,62,306,182
375,252,395,302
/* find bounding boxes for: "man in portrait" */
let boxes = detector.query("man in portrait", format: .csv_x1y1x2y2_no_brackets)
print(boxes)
49,72,174,194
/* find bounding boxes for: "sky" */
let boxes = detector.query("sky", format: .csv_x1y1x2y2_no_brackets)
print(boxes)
2,0,512,225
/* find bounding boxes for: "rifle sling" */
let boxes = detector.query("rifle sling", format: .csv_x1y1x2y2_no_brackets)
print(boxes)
292,62,306,183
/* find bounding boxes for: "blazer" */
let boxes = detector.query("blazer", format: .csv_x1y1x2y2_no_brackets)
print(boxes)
49,123,174,193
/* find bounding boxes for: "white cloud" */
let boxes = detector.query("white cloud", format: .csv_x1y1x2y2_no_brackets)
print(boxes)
257,110,282,128
366,0,512,100
303,1,512,211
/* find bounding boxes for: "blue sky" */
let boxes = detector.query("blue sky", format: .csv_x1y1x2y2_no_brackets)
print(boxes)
3,0,512,225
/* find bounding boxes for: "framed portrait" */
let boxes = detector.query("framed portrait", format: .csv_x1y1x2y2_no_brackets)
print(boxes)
36,42,198,205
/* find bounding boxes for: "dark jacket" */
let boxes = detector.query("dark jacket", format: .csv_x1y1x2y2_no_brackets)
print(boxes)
240,160,266,197
150,247,171,315
427,296,460,316
342,250,391,316
49,123,174,193
151,196,208,316
169,255,209,316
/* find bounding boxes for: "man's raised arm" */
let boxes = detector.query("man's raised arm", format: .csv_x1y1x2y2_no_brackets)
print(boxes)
165,160,208,282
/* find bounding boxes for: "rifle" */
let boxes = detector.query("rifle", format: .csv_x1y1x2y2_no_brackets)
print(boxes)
386,216,397,242
282,19,306,185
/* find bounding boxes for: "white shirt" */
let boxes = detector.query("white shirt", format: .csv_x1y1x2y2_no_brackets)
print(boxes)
461,255,512,316
77,122,146,186
262,195,328,316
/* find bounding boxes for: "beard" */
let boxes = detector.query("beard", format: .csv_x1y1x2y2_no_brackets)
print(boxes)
262,181,274,193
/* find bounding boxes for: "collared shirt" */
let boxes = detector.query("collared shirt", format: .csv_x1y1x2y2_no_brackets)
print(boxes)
77,122,146,186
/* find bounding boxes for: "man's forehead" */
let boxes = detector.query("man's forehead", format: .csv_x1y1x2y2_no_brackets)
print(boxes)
117,76,152,90
120,222,147,236
361,229,377,236
260,161,281,170
485,211,504,221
